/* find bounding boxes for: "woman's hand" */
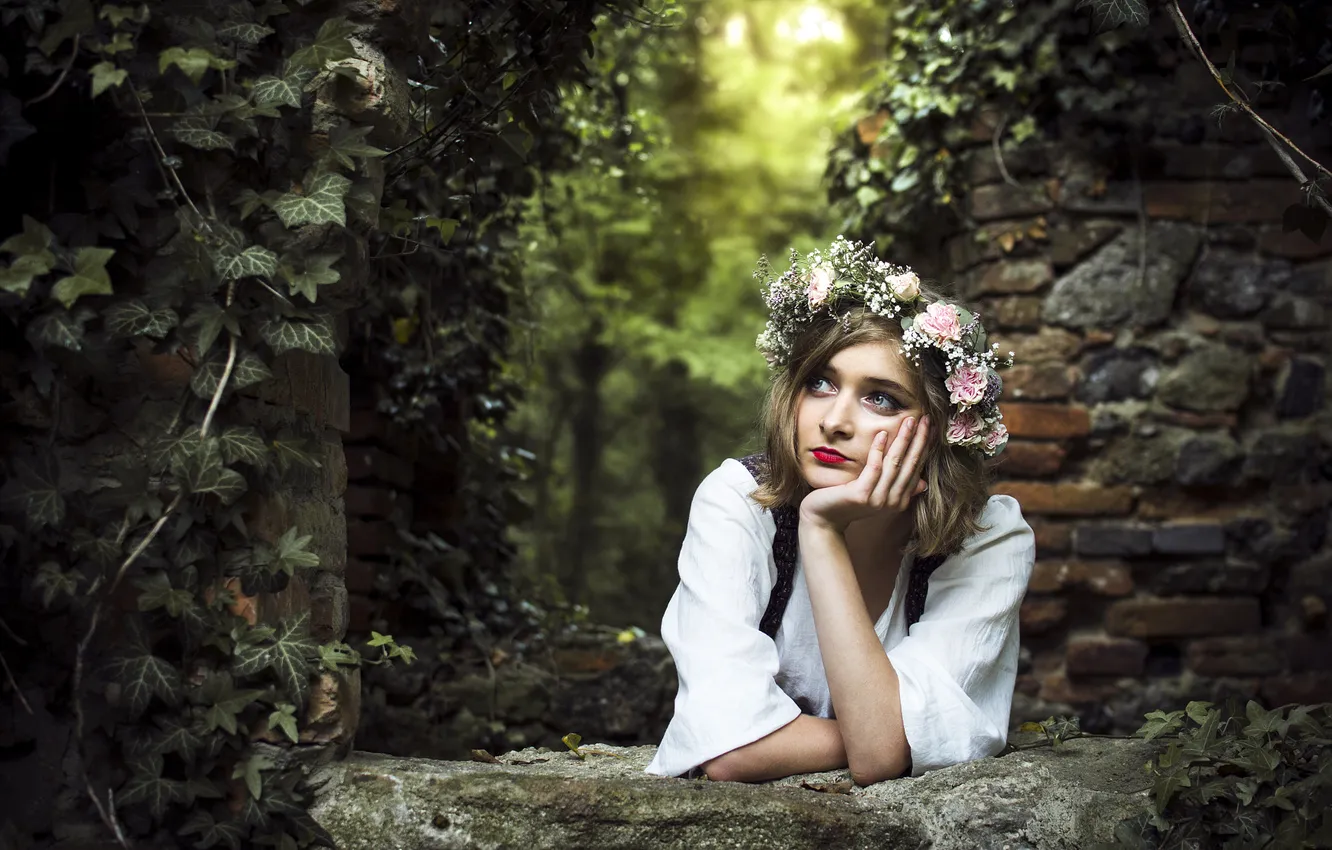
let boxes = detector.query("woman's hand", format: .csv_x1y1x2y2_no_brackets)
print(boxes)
798,417,930,533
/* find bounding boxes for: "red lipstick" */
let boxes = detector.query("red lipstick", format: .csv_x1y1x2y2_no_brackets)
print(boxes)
812,447,849,464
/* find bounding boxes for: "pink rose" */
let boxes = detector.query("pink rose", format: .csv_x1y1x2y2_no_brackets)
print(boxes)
915,302,962,343
982,423,1008,455
885,271,920,301
945,363,989,406
806,265,835,307
945,411,984,445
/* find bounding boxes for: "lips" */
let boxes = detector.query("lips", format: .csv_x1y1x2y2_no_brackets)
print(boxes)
811,447,850,464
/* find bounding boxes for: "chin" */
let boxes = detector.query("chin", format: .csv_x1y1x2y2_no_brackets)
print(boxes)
801,459,857,489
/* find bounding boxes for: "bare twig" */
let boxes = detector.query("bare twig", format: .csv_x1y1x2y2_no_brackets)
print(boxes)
991,113,1022,189
85,777,132,849
27,35,80,106
0,614,28,647
0,649,33,715
1167,0,1332,205
131,88,213,230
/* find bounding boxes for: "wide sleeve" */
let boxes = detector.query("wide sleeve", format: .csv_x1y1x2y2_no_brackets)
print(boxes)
644,459,802,778
886,494,1035,776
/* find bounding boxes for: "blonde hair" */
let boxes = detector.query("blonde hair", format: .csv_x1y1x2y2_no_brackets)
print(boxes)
750,285,992,556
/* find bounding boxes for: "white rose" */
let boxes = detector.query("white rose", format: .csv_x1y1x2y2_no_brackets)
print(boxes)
886,271,920,301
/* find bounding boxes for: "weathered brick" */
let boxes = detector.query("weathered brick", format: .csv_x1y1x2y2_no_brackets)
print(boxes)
346,559,377,594
1259,227,1332,260
1039,670,1124,703
974,259,1054,295
1066,636,1148,676
1004,364,1076,401
1283,635,1332,673
1290,555,1332,592
1030,560,1133,596
345,485,410,519
345,446,415,488
348,520,397,557
1105,597,1261,638
1261,673,1332,707
1020,598,1067,636
856,110,888,145
1029,519,1072,554
1144,180,1297,224
965,145,1050,184
251,351,352,432
348,408,388,443
999,404,1090,438
1074,524,1154,557
1149,561,1270,595
969,183,1055,221
1152,523,1227,555
997,441,1066,478
991,328,1082,362
947,220,1046,272
1186,636,1281,677
982,296,1044,329
994,481,1134,516
1048,220,1122,267
308,571,349,643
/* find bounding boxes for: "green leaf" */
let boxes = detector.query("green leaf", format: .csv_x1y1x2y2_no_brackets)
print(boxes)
232,613,317,705
1074,0,1149,29
217,22,275,45
1185,701,1215,725
232,188,282,220
11,458,65,529
105,299,178,338
1136,709,1185,741
32,562,81,607
175,437,247,504
218,426,268,466
89,61,127,97
318,642,360,672
1,215,56,259
250,66,314,109
214,245,279,281
273,171,351,228
232,753,275,800
271,433,324,473
182,303,230,357
119,755,184,820
135,571,195,618
267,703,299,744
110,649,184,716
198,676,266,736
51,246,114,308
98,4,147,28
1243,700,1284,737
170,116,236,151
151,715,204,760
288,17,358,69
190,350,274,399
367,631,393,647
29,309,88,350
0,254,54,296
324,124,387,170
179,810,246,850
273,526,320,574
426,217,459,244
282,253,340,302
260,314,337,355
159,46,235,84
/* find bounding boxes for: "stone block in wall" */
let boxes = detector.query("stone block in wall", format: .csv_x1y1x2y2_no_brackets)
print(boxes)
1038,670,1125,704
981,295,1044,329
1019,597,1068,636
1048,220,1122,268
1030,560,1134,596
1290,554,1332,595
1261,293,1327,330
250,352,352,433
1144,180,1301,224
996,441,1066,478
1283,635,1332,673
1156,343,1253,412
970,259,1054,295
1074,525,1154,558
1077,348,1159,403
1152,523,1227,555
1260,228,1332,260
946,219,1046,271
1148,561,1270,595
965,144,1050,185
1043,222,1200,329
348,520,398,558
1261,673,1332,707
1174,433,1242,486
999,403,1090,438
345,445,415,488
994,481,1134,516
1059,180,1142,216
1105,597,1261,638
1241,425,1320,482
309,570,350,643
1029,519,1072,554
1185,248,1280,318
1091,430,1188,486
345,485,412,519
1276,357,1326,419
1004,364,1076,401
1156,144,1291,180
346,559,378,594
1067,636,1148,676
1186,636,1282,677
992,327,1081,363
1226,514,1328,566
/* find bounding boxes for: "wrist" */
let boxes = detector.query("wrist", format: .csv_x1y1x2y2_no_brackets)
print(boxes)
798,509,845,535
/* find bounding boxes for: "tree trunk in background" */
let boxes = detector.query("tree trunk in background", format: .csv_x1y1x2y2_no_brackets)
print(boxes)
563,322,611,604
651,360,701,555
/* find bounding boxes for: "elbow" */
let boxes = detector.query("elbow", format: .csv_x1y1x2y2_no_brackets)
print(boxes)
848,751,910,787
701,752,748,783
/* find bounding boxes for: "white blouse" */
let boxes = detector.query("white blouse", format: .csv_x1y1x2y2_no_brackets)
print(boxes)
645,458,1035,779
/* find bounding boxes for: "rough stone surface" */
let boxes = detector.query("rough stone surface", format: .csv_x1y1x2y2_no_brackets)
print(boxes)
1174,433,1242,486
1155,344,1253,412
1186,248,1279,318
310,739,1162,850
1077,348,1159,404
1043,222,1201,329
1276,358,1326,419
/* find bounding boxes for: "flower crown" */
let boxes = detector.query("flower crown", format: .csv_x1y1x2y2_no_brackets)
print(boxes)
754,236,1013,457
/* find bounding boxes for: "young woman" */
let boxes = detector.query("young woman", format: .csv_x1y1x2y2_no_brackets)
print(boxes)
645,237,1035,785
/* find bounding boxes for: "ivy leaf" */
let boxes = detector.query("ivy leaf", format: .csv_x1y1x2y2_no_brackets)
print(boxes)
232,188,283,220
259,314,337,355
10,456,65,529
119,755,184,820
214,245,278,281
267,702,299,744
251,66,314,109
1185,701,1214,725
179,810,246,850
233,752,275,800
273,526,320,574
324,124,387,171
0,254,54,296
217,21,275,45
110,648,184,717
135,571,195,618
191,350,274,399
182,303,234,357
288,17,358,69
198,675,266,736
89,61,127,97
71,529,122,568
218,426,268,466
426,217,459,244
272,171,351,228
318,642,360,672
271,434,323,473
51,246,114,308
170,116,236,152
32,561,81,607
1136,709,1185,741
1074,0,1149,29
105,299,178,338
232,613,317,704
175,436,247,504
159,46,235,84
28,308,90,351
0,92,36,168
151,714,204,761
282,253,340,302
1,214,56,260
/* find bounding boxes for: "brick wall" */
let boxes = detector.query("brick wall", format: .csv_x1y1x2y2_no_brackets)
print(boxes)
944,126,1332,729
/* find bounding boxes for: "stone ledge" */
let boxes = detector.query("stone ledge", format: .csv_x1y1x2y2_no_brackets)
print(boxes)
311,737,1162,849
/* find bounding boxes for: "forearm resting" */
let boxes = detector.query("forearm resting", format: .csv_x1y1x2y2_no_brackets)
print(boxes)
701,714,846,782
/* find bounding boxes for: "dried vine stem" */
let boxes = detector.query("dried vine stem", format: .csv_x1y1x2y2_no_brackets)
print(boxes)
0,649,33,715
26,35,80,106
991,113,1022,189
1167,0,1332,217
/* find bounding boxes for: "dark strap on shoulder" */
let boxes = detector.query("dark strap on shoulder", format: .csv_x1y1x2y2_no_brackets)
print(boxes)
739,453,948,640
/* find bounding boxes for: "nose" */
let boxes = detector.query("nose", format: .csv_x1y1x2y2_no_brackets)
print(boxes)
819,392,856,440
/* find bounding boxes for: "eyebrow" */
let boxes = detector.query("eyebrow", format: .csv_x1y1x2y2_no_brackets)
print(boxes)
822,365,916,401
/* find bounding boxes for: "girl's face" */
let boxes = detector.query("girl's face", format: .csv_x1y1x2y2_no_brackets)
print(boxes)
794,340,925,490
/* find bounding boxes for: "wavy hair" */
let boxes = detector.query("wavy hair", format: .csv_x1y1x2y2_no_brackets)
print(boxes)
750,284,992,556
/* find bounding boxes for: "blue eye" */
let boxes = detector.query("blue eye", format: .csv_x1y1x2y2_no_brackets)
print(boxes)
806,376,833,393
866,392,902,413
